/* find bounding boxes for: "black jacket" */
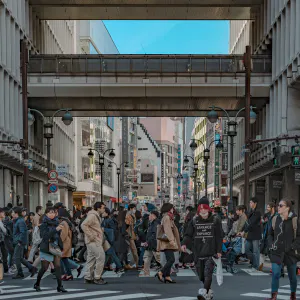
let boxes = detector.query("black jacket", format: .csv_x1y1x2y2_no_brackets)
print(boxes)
182,213,223,259
244,208,262,240
268,213,300,266
39,216,63,254
145,218,160,251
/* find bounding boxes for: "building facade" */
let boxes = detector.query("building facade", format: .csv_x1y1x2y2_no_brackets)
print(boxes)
230,0,300,214
0,0,78,209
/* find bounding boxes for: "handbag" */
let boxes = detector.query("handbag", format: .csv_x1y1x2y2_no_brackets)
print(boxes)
156,224,169,242
49,242,62,257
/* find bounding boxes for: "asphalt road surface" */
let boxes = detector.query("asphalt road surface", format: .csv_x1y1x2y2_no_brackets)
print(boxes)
1,264,299,300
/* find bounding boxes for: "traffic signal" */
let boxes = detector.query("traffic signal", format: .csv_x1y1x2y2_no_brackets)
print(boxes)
273,146,281,168
291,145,300,168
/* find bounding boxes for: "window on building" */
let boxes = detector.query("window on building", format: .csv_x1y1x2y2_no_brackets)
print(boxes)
82,157,91,180
82,120,91,147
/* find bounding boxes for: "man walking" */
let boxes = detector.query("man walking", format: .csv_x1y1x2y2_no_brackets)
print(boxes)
240,197,262,271
81,202,107,285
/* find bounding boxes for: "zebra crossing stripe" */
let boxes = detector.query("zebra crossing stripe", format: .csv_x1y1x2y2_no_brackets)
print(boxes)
90,293,160,300
176,269,196,277
156,297,195,300
0,288,84,299
1,287,51,294
0,286,20,289
240,269,269,276
102,271,123,278
32,290,119,300
241,292,290,299
263,288,300,294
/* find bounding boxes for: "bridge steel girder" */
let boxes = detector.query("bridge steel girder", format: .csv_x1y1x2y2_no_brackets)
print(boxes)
29,0,263,20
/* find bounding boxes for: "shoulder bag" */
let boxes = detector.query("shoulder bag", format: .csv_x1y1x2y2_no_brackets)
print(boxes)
156,224,169,242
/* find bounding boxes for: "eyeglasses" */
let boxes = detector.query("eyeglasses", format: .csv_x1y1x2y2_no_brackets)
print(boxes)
278,204,286,208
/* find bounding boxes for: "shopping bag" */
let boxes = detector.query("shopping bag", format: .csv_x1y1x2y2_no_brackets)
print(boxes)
212,257,223,286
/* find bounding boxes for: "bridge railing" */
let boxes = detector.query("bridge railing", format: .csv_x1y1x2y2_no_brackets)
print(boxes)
28,55,272,75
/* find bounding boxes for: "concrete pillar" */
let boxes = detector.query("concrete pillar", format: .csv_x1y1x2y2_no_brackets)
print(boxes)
265,176,270,204
16,176,23,203
0,169,4,207
239,186,244,205
287,86,300,132
3,169,11,206
64,189,68,209
12,175,17,206
68,190,73,210
39,182,44,207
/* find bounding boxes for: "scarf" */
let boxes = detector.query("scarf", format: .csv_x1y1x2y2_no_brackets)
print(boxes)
167,211,174,220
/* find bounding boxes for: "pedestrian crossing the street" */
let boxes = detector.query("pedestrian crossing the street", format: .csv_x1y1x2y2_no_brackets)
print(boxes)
0,285,195,300
241,285,299,299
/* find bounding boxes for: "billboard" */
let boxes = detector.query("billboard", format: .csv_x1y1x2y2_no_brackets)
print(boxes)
141,173,154,183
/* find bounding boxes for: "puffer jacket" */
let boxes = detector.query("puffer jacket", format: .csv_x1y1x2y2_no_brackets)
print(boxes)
81,209,103,245
157,214,181,252
145,218,160,251
244,208,262,240
268,212,300,266
182,213,223,259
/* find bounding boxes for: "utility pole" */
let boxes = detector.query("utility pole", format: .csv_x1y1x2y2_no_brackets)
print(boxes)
244,45,252,205
21,40,29,209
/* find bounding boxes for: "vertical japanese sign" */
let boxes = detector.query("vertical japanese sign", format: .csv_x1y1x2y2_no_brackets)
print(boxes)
177,145,181,195
214,119,222,200
222,120,228,171
161,152,165,202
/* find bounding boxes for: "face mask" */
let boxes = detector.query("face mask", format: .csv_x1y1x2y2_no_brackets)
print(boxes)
199,211,209,218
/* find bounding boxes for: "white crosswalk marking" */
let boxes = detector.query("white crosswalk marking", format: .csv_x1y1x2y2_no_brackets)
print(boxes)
176,269,196,277
0,288,83,299
241,269,269,276
102,271,123,278
32,290,119,300
1,287,51,294
156,297,195,300
0,286,20,289
241,292,290,299
262,288,298,294
90,293,159,300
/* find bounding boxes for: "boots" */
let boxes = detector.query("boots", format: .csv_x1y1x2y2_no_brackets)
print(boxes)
267,292,278,300
290,292,296,300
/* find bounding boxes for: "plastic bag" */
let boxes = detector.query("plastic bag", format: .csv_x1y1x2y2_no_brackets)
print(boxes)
212,257,223,286
241,238,246,254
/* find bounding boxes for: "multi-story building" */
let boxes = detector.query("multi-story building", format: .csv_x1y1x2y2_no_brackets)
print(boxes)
73,21,119,208
139,117,182,203
230,0,300,213
0,1,78,209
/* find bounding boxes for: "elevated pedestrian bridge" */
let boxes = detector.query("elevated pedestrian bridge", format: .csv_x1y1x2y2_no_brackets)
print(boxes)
29,0,263,20
28,54,272,117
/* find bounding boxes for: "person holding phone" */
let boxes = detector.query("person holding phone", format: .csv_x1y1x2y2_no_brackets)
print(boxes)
181,197,223,300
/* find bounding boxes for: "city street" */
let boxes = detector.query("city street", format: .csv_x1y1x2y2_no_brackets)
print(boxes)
1,264,298,300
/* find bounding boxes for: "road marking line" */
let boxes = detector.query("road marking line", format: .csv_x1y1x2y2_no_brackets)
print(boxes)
0,286,20,289
0,288,84,299
213,269,233,276
24,271,50,280
241,293,290,299
176,269,196,277
90,293,159,300
32,290,119,300
156,297,195,300
102,271,123,278
263,289,300,294
0,287,51,294
241,269,269,276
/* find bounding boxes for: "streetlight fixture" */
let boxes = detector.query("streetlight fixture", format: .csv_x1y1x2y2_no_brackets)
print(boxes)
108,161,129,210
88,148,116,201
207,105,257,212
28,108,73,172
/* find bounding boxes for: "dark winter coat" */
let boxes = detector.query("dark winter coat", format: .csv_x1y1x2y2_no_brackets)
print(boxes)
268,213,300,266
244,208,262,240
114,222,129,254
145,218,160,251
13,217,28,246
39,216,63,254
182,213,223,259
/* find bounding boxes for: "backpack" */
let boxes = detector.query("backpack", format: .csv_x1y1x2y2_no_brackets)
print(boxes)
272,215,300,260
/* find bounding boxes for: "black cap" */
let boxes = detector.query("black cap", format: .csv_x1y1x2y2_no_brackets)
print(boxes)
198,196,209,206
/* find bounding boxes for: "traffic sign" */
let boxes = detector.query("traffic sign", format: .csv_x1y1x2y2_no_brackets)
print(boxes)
57,164,69,177
48,170,58,180
48,184,58,193
48,179,58,184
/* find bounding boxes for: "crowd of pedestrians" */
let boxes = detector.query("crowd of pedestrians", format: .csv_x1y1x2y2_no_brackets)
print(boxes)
0,196,298,300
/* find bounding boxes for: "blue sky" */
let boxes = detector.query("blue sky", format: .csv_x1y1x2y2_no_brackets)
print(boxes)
104,21,229,54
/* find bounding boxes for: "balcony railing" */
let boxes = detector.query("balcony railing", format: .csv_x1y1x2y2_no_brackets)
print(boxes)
28,54,272,75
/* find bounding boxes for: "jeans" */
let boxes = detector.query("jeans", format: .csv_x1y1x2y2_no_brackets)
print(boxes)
245,239,260,269
161,250,175,277
271,263,297,293
13,244,33,275
61,259,80,274
105,247,122,269
61,258,72,276
138,247,145,267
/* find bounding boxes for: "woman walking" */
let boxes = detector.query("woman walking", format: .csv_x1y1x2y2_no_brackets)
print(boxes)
156,203,181,284
34,207,67,293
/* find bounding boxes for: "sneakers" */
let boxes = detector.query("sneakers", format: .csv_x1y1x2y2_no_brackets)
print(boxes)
124,264,134,270
115,268,125,274
94,278,107,285
207,289,214,300
84,279,94,284
138,272,150,277
197,288,207,300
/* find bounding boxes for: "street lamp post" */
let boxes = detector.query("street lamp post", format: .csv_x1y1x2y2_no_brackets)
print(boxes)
108,161,129,210
88,148,116,202
189,138,223,199
28,108,73,172
207,105,256,212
